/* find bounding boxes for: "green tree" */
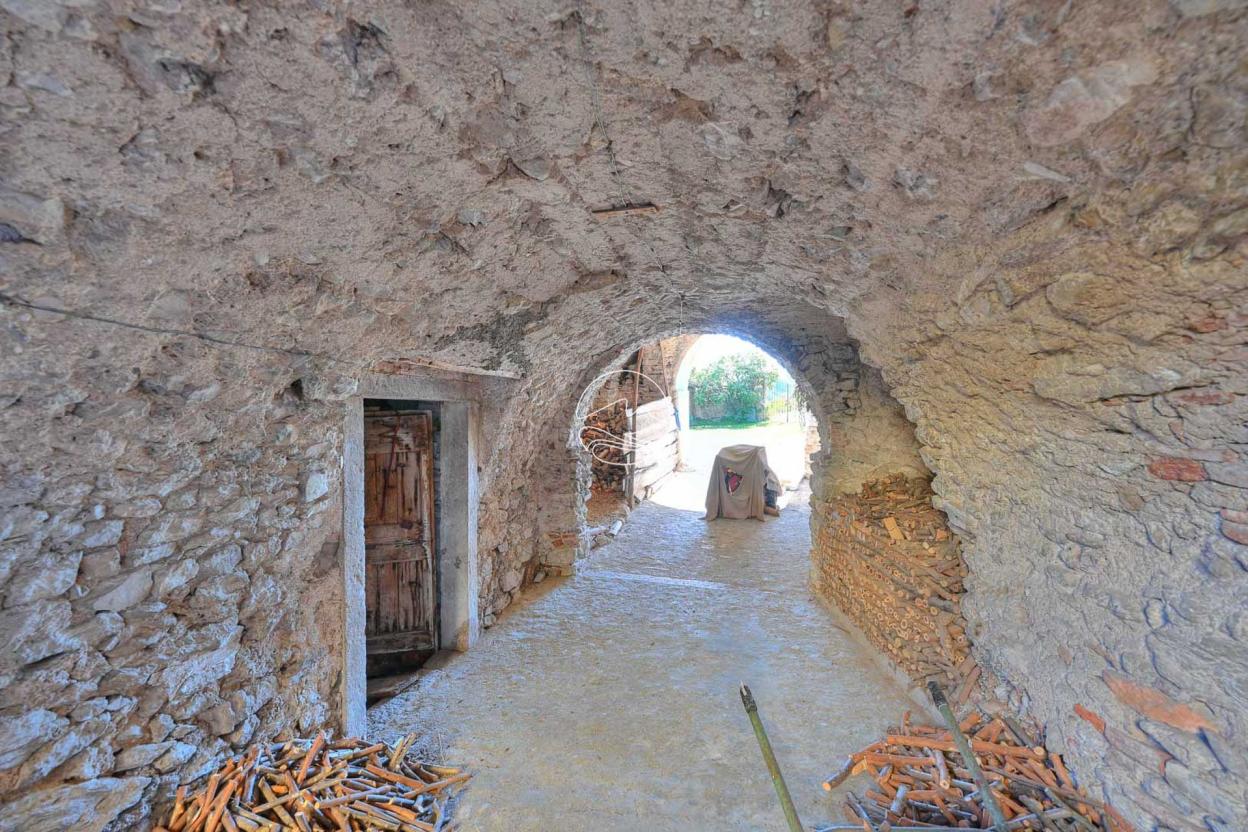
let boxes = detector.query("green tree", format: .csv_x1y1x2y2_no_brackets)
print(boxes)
690,352,779,425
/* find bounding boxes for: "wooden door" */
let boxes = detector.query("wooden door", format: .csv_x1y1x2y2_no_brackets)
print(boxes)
364,410,437,670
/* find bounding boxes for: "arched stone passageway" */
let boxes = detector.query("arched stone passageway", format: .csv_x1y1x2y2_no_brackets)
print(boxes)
663,333,818,499
563,326,835,538
507,309,857,570
1,2,1245,830
540,318,926,555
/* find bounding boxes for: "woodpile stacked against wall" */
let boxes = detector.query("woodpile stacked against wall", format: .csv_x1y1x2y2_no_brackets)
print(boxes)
812,474,978,703
584,397,630,492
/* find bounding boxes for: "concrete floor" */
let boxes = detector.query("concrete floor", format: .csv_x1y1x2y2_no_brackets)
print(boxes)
368,441,920,831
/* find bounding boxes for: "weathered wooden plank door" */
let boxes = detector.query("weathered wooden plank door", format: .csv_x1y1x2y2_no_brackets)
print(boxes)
364,410,437,672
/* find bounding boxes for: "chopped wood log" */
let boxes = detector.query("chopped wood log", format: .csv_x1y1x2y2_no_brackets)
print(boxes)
821,756,856,791
159,735,468,832
889,784,911,816
926,746,950,789
831,711,1128,832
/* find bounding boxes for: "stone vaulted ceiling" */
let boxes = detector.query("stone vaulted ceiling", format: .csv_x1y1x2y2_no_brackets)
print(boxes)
5,0,1231,378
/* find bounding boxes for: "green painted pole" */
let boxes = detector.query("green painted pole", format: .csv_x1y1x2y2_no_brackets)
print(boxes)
927,681,1009,832
740,683,804,832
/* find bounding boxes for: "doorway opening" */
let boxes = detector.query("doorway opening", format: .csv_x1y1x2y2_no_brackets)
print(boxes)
362,399,441,684
662,333,816,513
344,374,481,724
574,333,820,548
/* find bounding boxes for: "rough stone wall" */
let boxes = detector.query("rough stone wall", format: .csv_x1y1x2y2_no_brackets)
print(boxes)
632,344,670,405
655,336,699,398
820,366,930,494
478,473,552,625
531,438,584,577
858,243,1248,830
0,343,356,830
1,1,1245,829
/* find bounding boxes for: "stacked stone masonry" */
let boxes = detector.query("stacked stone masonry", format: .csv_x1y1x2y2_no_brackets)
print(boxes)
0,1,1244,830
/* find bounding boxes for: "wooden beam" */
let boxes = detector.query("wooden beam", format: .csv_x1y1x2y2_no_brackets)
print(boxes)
372,357,523,380
591,202,660,218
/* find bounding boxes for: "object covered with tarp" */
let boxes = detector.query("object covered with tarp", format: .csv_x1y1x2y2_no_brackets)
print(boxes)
704,444,782,520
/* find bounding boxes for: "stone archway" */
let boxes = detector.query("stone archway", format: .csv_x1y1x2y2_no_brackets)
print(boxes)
521,318,847,578
509,312,945,578
565,331,823,559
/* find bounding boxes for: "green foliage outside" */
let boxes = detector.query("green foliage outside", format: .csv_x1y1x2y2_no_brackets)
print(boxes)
689,352,779,426
689,419,766,431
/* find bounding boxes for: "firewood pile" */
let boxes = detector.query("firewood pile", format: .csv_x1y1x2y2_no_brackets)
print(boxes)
820,712,1132,832
583,398,630,490
156,733,468,832
814,474,977,699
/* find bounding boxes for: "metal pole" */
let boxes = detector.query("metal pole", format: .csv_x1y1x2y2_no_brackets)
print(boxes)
739,683,804,832
927,681,1009,832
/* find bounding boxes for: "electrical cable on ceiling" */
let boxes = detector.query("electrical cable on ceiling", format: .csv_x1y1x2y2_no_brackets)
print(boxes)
572,0,689,333
574,0,633,211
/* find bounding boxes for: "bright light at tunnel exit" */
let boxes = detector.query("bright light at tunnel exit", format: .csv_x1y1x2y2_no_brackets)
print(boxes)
654,334,812,513
678,334,796,386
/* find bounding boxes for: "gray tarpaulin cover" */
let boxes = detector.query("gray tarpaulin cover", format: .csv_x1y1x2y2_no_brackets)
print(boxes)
704,444,781,520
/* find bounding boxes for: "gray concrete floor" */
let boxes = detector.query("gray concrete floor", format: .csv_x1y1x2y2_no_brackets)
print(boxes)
368,456,920,831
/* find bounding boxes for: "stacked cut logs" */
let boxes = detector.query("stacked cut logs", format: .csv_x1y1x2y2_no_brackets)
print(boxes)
157,734,468,832
813,474,978,699
820,712,1134,831
583,399,630,491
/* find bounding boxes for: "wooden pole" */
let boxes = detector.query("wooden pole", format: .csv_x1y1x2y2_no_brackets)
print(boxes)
739,684,804,832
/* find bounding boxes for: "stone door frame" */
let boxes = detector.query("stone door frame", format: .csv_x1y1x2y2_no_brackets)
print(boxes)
340,372,482,734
